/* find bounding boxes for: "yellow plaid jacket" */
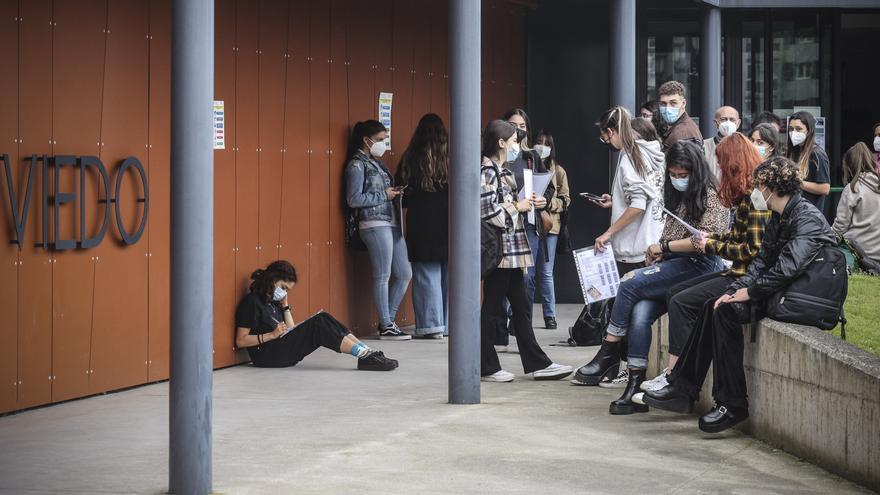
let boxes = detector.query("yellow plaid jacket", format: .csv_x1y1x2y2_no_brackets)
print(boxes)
704,194,772,277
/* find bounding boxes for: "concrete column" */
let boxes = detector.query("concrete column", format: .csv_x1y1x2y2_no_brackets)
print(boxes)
701,5,722,138
448,0,481,405
610,0,636,113
169,0,214,493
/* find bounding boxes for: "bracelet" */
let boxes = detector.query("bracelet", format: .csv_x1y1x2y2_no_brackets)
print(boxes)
257,334,263,345
661,240,670,253
281,306,291,312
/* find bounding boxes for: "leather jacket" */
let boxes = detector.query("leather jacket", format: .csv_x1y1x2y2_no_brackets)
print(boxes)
727,194,836,300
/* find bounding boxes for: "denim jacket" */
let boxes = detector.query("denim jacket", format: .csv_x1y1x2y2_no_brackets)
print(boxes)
345,150,395,223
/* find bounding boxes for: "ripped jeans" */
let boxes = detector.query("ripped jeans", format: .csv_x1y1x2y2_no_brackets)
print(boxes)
605,253,723,370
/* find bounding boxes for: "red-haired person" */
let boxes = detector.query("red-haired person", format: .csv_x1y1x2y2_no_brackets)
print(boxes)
635,132,770,397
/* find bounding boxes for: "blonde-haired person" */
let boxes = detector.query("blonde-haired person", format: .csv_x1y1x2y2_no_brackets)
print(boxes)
833,142,880,264
786,111,830,211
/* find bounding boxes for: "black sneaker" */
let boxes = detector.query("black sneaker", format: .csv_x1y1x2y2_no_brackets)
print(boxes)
378,323,412,340
544,317,557,329
358,350,398,371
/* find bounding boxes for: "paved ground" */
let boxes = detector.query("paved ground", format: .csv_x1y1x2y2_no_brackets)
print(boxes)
0,305,872,495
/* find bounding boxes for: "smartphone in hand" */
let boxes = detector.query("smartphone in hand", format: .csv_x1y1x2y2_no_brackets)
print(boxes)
579,192,605,201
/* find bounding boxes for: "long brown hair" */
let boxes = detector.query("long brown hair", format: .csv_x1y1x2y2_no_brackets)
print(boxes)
843,142,879,193
715,133,764,207
786,111,821,179
597,106,646,176
396,113,449,192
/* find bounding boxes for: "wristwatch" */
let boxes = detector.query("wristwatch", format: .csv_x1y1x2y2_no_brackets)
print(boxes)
281,305,291,312
660,240,671,253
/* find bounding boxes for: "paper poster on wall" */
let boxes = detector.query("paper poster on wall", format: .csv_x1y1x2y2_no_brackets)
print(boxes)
378,92,393,149
213,100,225,150
815,116,826,150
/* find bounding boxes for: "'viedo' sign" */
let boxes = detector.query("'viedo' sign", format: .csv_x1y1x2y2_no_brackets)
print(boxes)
3,154,149,250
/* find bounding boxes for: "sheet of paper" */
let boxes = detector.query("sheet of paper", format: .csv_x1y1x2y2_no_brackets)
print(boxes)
572,246,619,304
523,169,534,224
275,309,325,338
663,207,704,239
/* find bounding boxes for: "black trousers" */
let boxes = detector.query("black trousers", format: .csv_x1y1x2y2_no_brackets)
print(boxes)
666,272,731,356
669,298,758,411
248,312,349,368
481,268,552,375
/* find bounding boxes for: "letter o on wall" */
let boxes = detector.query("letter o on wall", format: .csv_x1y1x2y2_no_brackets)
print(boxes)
114,156,150,245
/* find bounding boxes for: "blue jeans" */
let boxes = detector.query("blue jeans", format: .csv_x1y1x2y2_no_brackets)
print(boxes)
605,253,723,369
525,226,559,318
411,261,448,336
360,227,413,327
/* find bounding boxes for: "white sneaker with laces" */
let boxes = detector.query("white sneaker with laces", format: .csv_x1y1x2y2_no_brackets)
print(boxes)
533,363,573,381
481,369,515,382
640,368,669,391
598,368,629,389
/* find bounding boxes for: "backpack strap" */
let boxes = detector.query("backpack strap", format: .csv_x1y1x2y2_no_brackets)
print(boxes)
750,302,758,343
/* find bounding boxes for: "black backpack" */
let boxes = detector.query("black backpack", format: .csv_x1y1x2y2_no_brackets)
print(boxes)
761,245,849,339
480,164,505,280
567,301,610,346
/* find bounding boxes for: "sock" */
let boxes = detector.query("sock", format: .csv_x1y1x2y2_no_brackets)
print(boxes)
349,342,371,358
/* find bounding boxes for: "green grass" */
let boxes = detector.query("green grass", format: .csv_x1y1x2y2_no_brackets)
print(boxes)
831,274,880,356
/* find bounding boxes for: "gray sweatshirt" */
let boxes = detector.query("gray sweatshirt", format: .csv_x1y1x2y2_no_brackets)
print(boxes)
833,172,880,262
609,139,666,263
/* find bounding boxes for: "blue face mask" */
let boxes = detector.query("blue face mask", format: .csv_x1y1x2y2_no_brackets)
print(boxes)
660,106,680,124
507,142,521,162
670,177,689,192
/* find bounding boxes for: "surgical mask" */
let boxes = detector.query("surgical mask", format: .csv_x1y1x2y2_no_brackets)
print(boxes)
718,121,737,137
660,106,680,124
507,142,521,162
750,187,770,211
670,177,689,192
369,139,387,158
873,136,880,152
534,144,551,160
789,131,807,147
272,286,287,302
755,145,768,157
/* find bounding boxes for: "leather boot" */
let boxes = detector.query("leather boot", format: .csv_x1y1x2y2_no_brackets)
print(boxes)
572,338,621,385
609,369,649,415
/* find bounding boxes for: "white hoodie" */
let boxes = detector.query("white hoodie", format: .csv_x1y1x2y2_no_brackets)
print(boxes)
609,139,666,263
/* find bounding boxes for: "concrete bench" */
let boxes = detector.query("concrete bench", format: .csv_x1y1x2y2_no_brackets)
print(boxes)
647,316,880,492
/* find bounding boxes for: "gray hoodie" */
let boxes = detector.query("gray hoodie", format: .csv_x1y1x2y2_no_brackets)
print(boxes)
833,172,880,262
609,139,666,263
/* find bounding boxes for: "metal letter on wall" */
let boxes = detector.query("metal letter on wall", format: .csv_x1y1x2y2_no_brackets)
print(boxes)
113,156,149,245
78,155,111,249
53,155,78,250
2,153,37,250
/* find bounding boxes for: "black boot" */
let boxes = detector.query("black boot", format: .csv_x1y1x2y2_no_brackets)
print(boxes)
572,338,621,385
609,369,649,415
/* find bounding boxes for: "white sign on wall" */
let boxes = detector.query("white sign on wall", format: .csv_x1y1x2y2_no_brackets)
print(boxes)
378,92,393,149
213,100,225,150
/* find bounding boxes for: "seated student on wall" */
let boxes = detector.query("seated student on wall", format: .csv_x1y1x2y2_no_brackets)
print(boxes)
572,140,729,416
833,142,880,264
634,133,770,402
235,260,398,371
643,157,837,433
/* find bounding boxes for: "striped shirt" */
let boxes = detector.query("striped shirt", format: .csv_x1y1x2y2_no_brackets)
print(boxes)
481,159,533,269
704,193,771,277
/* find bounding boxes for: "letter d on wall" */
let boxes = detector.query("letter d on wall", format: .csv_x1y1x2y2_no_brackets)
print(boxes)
78,156,111,249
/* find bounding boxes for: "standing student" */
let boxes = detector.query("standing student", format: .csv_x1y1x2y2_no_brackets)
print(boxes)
344,120,413,340
703,106,741,180
833,142,880,264
479,120,573,382
786,111,830,211
639,100,660,120
531,130,571,330
749,123,780,159
656,80,703,151
396,114,449,339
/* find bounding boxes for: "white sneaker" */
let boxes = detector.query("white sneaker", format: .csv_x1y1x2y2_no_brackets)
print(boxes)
632,392,646,405
640,368,669,391
494,345,508,353
481,369,515,382
533,363,573,381
598,368,629,388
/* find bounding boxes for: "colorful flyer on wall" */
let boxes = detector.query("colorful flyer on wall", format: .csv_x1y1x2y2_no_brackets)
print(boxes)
573,246,619,304
378,92,393,149
213,100,225,150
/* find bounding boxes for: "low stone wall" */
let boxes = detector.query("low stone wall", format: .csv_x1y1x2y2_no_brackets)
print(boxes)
647,316,880,492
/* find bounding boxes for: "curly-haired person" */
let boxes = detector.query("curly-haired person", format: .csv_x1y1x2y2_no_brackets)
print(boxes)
643,156,837,434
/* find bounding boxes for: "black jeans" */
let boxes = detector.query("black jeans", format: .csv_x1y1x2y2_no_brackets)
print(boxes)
481,268,553,375
666,272,731,356
669,299,758,411
248,312,349,368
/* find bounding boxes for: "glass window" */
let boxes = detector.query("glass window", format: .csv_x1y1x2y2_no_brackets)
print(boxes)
772,19,820,117
740,21,765,129
647,34,701,121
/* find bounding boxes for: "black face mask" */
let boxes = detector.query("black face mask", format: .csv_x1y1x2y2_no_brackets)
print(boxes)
515,128,528,145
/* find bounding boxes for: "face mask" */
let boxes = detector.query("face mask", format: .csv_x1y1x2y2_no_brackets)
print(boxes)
670,177,689,192
718,121,738,137
507,142,521,162
272,286,287,302
534,144,551,160
755,145,768,157
873,136,880,152
750,187,770,211
789,131,807,147
660,106,680,124
369,139,387,158
514,128,528,146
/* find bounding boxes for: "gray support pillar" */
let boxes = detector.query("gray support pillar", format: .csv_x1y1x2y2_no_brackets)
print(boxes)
701,5,722,138
610,0,636,112
448,0,481,405
169,0,214,493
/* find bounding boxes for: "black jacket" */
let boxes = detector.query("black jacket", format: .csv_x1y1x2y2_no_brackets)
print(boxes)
728,194,836,299
400,175,449,262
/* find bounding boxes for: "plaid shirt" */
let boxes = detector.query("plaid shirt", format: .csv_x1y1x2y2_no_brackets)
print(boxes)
481,160,533,269
704,194,771,277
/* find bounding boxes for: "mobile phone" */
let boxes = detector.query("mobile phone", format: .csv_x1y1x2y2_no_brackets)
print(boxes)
579,192,605,201
394,184,408,191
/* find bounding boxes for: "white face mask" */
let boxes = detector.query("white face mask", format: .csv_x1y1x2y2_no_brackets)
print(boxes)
534,144,551,160
750,187,771,211
369,138,387,158
272,286,287,302
789,131,807,147
873,136,880,153
506,142,521,162
718,120,738,137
